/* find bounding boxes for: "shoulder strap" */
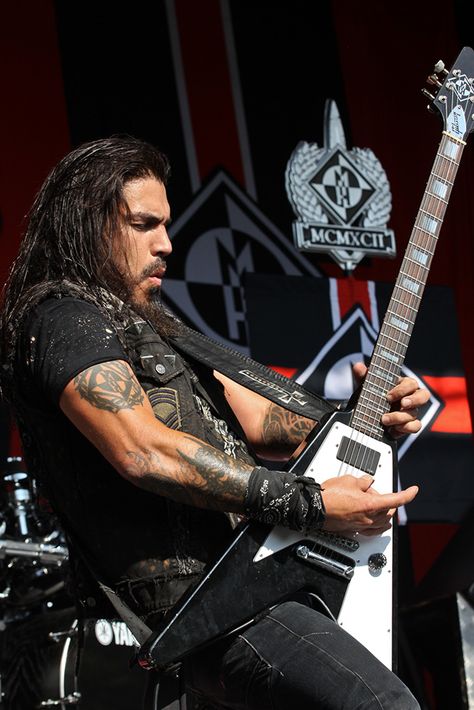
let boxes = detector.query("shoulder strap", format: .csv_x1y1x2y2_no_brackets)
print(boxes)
170,326,334,422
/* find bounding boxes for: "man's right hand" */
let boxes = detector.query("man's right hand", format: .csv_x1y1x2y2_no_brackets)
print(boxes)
321,474,418,536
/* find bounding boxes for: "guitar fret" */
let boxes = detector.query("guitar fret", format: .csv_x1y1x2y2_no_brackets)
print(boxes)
431,168,454,184
425,189,448,204
378,332,409,347
367,372,399,390
435,150,459,166
390,296,418,312
395,284,422,299
358,394,389,413
403,255,430,270
353,407,385,427
386,307,415,324
411,225,438,241
359,386,387,403
351,418,384,438
353,417,385,434
419,200,446,220
370,359,399,378
435,151,459,169
419,207,442,219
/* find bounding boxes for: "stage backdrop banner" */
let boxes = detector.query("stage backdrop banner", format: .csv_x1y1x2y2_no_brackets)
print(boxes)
245,273,474,524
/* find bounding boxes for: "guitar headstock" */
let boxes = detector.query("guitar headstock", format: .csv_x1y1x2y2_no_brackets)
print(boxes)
423,46,474,141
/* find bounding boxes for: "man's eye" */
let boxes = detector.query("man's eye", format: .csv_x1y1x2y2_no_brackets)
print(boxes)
131,223,149,231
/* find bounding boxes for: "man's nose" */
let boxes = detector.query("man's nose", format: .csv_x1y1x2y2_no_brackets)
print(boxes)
153,226,172,256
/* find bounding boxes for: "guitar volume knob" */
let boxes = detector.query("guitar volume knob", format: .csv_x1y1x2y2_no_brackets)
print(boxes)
368,553,387,572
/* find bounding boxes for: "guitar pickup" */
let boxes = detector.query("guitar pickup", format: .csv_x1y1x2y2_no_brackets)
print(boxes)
336,437,381,475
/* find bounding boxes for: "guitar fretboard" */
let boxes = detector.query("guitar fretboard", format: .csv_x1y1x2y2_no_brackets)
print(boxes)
351,131,465,439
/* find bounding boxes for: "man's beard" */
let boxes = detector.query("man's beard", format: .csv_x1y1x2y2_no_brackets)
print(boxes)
131,290,183,338
107,262,183,338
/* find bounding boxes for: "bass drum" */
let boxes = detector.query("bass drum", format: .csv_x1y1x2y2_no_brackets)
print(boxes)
0,607,149,709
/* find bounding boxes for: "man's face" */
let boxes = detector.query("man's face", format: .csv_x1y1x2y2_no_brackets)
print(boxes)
114,176,172,305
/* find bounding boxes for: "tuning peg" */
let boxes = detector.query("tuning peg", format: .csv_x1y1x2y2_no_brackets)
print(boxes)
427,74,443,88
421,87,436,101
433,60,449,76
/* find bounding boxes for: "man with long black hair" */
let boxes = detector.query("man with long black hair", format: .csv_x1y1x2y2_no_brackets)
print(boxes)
0,136,426,708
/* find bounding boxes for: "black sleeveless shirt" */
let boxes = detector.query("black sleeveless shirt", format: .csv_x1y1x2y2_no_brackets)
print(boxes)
14,296,256,614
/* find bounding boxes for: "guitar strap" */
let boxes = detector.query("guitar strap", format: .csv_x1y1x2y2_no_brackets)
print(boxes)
170,325,335,422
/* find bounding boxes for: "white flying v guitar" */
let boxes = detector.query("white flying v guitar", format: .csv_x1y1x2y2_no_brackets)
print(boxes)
138,47,474,673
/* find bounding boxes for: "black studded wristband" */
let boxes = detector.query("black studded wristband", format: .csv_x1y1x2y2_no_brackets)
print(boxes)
244,466,326,532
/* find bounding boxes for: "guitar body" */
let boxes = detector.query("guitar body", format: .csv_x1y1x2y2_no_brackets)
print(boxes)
287,410,397,668
139,410,397,671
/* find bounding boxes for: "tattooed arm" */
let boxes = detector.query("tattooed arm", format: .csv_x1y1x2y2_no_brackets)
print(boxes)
60,360,253,511
213,371,316,459
214,367,429,458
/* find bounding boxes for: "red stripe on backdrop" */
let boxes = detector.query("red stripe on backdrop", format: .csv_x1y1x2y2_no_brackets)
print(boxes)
336,277,372,323
174,0,245,185
423,375,472,434
0,0,70,285
269,366,298,379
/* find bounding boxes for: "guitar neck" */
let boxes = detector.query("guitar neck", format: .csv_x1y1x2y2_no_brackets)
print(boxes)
351,131,465,439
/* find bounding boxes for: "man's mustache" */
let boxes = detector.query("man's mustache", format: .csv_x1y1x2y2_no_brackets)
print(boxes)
140,257,167,280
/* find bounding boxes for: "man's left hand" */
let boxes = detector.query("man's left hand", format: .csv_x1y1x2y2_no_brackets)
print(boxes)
352,362,430,437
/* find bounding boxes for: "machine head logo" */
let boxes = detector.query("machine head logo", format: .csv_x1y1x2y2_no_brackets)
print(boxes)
286,100,396,273
162,171,320,353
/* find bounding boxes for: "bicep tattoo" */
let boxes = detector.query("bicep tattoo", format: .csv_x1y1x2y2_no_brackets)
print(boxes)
73,361,144,412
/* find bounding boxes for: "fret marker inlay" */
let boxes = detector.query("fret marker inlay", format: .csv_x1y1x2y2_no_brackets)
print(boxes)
412,248,429,265
432,180,448,199
442,141,459,159
402,277,420,294
389,316,409,331
419,215,438,234
381,350,399,363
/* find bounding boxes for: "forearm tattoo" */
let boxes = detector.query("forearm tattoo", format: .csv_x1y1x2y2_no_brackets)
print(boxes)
262,404,315,453
125,437,252,511
74,361,144,412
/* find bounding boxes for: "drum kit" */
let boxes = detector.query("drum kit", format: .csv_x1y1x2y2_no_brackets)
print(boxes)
0,457,148,709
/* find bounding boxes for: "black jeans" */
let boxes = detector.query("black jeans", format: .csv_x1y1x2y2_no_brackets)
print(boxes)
185,601,420,709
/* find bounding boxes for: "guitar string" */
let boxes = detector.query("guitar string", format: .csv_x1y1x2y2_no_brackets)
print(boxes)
315,90,466,558
337,116,462,497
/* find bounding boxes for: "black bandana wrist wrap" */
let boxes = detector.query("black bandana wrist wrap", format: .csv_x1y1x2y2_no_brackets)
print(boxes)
244,466,326,532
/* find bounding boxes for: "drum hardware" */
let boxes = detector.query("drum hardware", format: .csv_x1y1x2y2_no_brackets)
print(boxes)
0,457,69,614
0,460,148,708
48,626,78,643
37,691,81,707
2,457,35,538
0,539,68,565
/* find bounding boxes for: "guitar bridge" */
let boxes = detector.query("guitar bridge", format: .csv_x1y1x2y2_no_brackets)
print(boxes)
316,529,359,552
296,544,355,579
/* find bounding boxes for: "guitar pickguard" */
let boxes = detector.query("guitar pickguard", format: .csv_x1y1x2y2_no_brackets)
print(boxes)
254,416,396,669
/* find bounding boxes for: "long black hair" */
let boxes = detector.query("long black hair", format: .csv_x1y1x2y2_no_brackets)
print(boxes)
0,135,170,398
